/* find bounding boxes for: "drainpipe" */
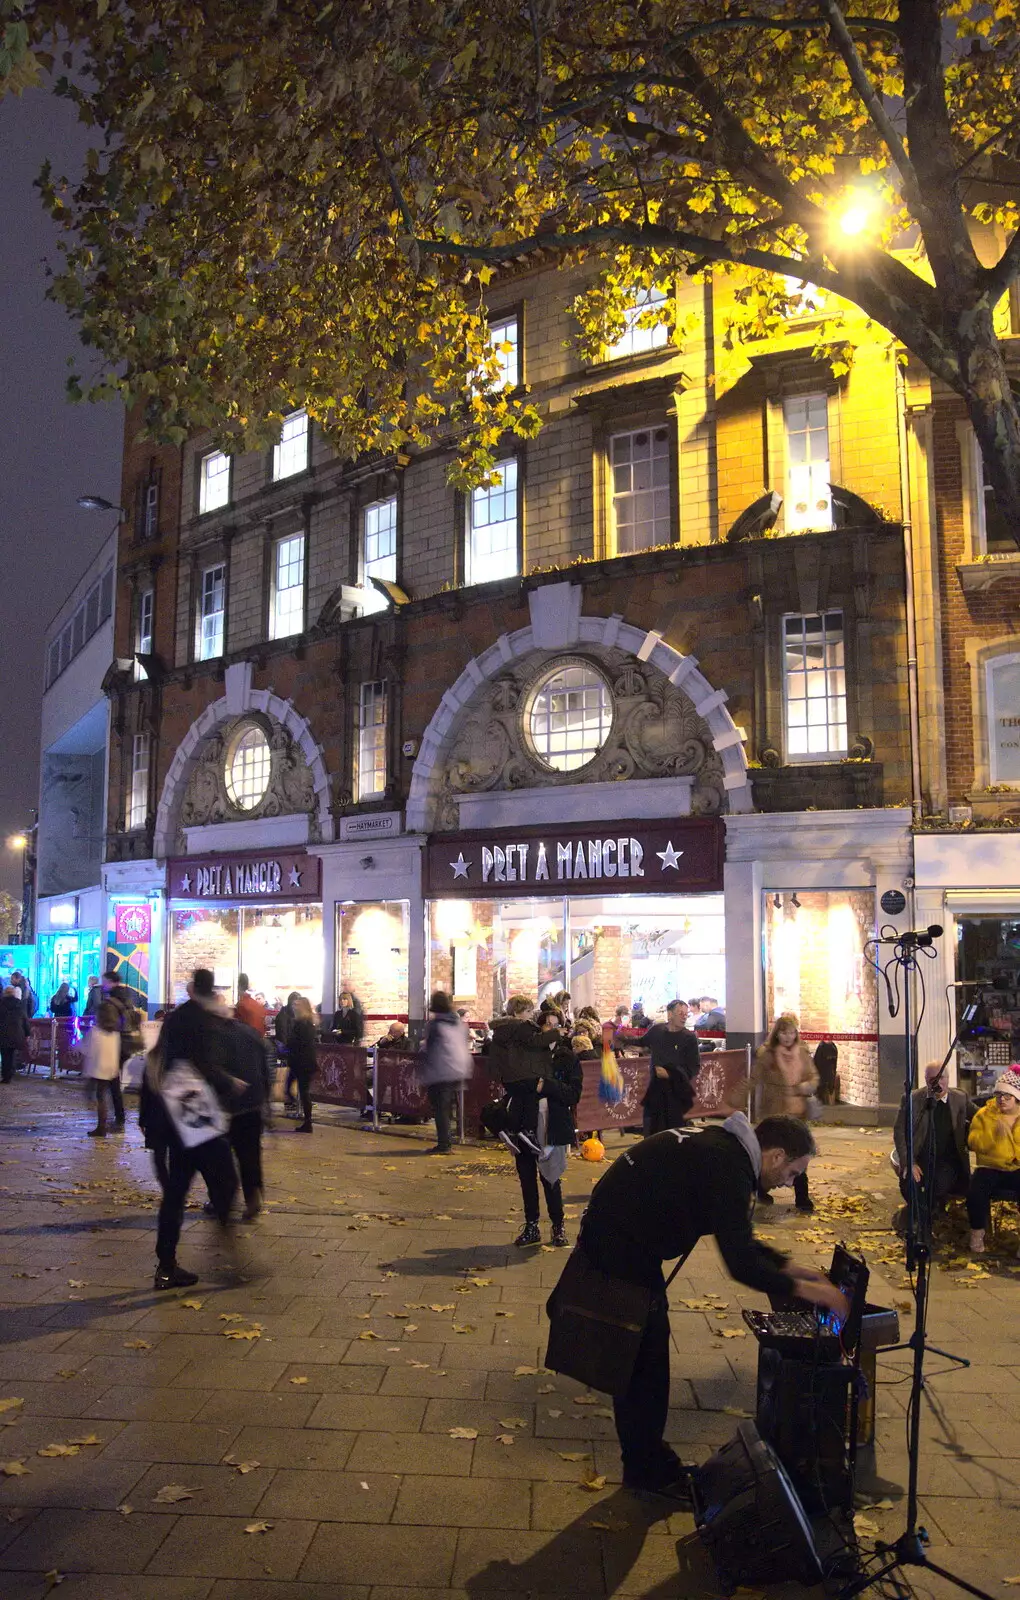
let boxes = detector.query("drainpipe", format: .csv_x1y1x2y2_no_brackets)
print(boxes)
896,364,924,824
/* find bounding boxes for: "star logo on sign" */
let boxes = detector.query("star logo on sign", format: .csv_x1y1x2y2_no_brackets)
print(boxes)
288,865,302,888
180,873,192,893
451,853,470,880
656,841,683,872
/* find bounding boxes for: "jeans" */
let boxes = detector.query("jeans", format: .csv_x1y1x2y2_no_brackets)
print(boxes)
966,1165,1020,1229
427,1082,456,1151
229,1109,264,1207
293,1068,314,1128
93,1077,125,1127
155,1134,238,1267
514,1148,564,1227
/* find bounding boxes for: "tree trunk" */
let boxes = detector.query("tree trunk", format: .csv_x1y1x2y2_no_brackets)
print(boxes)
951,304,1020,549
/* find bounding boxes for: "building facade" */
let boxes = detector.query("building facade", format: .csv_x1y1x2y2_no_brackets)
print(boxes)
102,258,923,1104
35,528,117,1006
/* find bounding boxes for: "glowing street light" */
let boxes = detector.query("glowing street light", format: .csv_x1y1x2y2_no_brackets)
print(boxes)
837,189,877,238
6,834,28,852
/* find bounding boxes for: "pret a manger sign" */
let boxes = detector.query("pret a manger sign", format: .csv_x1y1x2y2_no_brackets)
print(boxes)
424,818,723,898
167,849,322,903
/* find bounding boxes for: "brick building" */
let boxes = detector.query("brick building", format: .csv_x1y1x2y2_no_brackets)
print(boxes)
101,258,923,1105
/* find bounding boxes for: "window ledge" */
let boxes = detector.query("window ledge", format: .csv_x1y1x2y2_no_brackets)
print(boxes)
957,556,1020,592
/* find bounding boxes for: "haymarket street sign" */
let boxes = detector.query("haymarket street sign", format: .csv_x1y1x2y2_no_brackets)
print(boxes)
424,818,723,897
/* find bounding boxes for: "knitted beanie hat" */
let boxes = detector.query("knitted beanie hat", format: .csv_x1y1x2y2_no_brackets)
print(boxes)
993,1068,1020,1102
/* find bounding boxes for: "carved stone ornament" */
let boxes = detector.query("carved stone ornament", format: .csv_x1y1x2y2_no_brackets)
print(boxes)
177,713,319,848
433,644,727,828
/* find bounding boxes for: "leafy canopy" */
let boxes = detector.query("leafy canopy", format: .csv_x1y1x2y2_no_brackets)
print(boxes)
4,0,1020,501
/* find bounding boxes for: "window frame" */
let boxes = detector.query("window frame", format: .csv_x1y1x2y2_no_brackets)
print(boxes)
526,661,615,773
958,422,1015,560
485,307,522,392
360,494,399,613
782,392,833,534
464,454,522,587
355,680,389,802
604,284,671,363
195,561,227,662
134,586,155,682
198,448,231,516
225,723,273,811
781,610,848,762
608,423,674,555
271,409,311,483
127,731,150,831
985,652,1020,787
269,530,307,640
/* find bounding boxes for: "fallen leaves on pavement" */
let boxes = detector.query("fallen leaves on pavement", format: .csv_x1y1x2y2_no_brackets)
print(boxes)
154,1484,196,1504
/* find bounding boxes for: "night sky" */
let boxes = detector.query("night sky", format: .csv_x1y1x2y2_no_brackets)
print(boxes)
0,87,122,901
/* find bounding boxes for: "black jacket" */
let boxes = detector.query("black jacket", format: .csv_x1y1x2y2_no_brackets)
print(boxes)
160,999,238,1104
894,1086,972,1174
640,1023,700,1124
541,1041,584,1145
289,1018,319,1076
488,1016,556,1084
225,1020,271,1113
580,1121,794,1297
0,995,30,1052
332,1003,364,1044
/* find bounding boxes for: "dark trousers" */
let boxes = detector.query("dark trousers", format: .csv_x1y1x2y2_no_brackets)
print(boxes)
966,1166,1020,1229
613,1298,679,1486
0,1048,16,1083
155,1134,238,1267
643,1106,685,1137
94,1078,125,1126
514,1148,564,1227
427,1082,456,1151
505,1082,540,1138
293,1068,313,1127
284,1064,297,1102
898,1157,967,1213
229,1109,263,1206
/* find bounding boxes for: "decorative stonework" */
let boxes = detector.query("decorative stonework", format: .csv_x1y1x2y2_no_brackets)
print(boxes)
179,715,317,840
153,661,333,856
433,643,728,829
406,581,751,832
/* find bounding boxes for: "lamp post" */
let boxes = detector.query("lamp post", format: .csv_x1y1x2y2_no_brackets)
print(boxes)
7,819,37,944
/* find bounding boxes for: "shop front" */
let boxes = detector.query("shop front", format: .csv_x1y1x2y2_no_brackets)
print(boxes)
166,847,323,1010
914,831,1020,1096
35,890,103,1013
423,817,725,1022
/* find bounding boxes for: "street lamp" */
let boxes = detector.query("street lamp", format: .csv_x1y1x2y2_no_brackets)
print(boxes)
837,188,878,238
6,822,36,944
77,495,126,518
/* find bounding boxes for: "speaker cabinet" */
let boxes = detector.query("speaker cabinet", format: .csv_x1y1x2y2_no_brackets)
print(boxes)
755,1348,855,1512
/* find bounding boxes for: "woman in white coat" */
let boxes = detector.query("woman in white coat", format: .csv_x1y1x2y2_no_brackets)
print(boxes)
82,1002,125,1136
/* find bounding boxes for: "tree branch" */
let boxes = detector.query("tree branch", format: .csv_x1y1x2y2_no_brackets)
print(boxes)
816,0,923,216
983,227,1020,305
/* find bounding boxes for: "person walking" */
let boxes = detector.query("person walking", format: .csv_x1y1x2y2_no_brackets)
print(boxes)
152,968,242,1288
893,1060,972,1226
552,1114,848,1501
82,1001,125,1136
640,999,700,1135
49,982,78,1018
0,986,30,1084
274,991,299,1109
512,1026,582,1249
220,1017,270,1216
966,1068,1020,1254
751,1014,819,1213
289,996,319,1134
419,990,473,1155
234,973,267,1036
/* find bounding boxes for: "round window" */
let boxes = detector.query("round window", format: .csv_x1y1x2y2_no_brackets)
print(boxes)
527,663,613,773
225,725,271,811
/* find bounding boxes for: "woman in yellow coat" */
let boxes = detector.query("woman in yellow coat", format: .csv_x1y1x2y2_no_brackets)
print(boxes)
967,1067,1020,1254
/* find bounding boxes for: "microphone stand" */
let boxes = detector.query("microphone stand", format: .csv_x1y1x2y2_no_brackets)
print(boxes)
838,930,994,1600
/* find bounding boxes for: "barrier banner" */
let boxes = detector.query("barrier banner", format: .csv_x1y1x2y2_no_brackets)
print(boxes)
314,1045,371,1110
374,1050,431,1120
24,1020,54,1070
574,1049,749,1132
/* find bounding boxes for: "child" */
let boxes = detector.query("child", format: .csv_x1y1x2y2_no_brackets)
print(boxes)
499,1002,562,1156
82,1002,125,1137
512,1026,583,1248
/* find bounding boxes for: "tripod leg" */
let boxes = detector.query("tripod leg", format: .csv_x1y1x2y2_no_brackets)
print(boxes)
921,1556,1000,1600
924,1344,969,1368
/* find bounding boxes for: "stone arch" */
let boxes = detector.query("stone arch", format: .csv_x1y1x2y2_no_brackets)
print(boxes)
405,581,751,831
153,661,334,856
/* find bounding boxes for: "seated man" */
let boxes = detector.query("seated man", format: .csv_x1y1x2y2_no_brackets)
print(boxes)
893,1061,972,1225
376,1020,412,1051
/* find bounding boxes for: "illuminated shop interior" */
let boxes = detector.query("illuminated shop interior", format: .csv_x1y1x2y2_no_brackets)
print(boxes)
763,889,877,1101
336,900,411,1022
167,903,323,1009
428,894,725,1022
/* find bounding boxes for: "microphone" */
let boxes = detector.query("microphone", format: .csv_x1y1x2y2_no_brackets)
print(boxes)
873,924,943,947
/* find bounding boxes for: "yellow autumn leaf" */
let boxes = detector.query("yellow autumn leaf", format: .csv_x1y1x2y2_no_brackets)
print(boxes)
0,1460,30,1476
0,1399,24,1413
38,1444,79,1458
448,1426,478,1439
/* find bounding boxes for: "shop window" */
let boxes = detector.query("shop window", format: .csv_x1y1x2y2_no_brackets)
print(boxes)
783,611,847,758
167,904,322,1010
360,496,398,614
605,285,669,361
134,588,154,682
466,457,519,586
610,427,671,552
336,901,410,1024
225,724,271,811
127,732,149,830
196,563,225,660
272,409,310,481
270,532,305,639
763,889,877,1106
356,681,388,800
986,653,1020,784
199,449,231,515
526,662,613,772
784,393,832,532
487,313,520,390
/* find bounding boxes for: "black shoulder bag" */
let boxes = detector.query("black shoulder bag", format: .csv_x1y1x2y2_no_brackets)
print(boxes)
544,1247,686,1398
